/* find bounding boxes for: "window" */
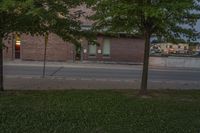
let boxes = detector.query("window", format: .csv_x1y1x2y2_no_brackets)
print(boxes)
178,45,181,49
103,39,110,56
169,45,173,48
89,44,97,56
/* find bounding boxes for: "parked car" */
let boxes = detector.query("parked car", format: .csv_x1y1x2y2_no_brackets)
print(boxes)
191,52,200,57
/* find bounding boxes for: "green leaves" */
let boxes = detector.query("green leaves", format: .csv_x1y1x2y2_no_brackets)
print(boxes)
0,0,95,45
91,0,200,43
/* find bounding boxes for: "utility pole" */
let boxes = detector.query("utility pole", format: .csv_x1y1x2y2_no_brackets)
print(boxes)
43,34,48,78
12,33,15,60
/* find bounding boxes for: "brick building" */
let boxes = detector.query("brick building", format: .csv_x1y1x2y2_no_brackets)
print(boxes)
3,5,145,63
3,34,144,63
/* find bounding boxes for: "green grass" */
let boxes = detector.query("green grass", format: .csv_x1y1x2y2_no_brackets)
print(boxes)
1,90,200,133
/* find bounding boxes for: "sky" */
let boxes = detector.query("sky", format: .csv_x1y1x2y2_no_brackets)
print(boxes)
195,20,200,32
151,20,200,43
194,20,200,42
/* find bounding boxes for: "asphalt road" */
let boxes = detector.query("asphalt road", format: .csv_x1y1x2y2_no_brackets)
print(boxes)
4,65,200,82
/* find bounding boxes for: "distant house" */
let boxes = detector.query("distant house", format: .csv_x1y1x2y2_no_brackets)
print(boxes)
151,43,189,55
196,44,200,52
188,43,200,53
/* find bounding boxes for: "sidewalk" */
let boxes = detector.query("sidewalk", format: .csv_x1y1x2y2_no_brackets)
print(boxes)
5,76,200,90
4,60,142,70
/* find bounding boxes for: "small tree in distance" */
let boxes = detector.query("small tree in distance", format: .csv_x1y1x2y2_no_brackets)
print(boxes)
90,0,200,95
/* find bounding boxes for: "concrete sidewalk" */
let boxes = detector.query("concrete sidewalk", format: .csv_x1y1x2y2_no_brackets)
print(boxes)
5,76,200,90
4,60,142,70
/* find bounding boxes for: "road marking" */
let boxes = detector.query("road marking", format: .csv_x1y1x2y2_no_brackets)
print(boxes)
5,75,39,79
95,79,107,82
65,78,77,81
123,80,138,83
149,80,200,84
81,78,94,81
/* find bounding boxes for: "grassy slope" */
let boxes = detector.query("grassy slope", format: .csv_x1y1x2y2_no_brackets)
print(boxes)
0,90,200,133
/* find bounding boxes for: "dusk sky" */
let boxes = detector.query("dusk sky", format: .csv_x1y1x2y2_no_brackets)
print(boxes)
151,20,200,43
194,20,200,42
195,20,200,32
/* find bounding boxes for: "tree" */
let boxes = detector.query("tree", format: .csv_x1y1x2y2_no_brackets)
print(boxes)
0,0,32,91
90,0,200,95
0,0,91,91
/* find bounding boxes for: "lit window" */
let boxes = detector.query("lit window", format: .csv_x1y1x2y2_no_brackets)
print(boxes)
103,39,110,56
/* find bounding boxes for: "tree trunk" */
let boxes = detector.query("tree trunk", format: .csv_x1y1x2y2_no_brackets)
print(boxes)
0,36,4,91
139,32,151,95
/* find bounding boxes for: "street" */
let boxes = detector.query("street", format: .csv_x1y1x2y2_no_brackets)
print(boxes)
3,63,200,90
4,65,200,81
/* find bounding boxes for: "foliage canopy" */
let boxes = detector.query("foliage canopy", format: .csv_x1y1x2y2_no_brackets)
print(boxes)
91,0,200,43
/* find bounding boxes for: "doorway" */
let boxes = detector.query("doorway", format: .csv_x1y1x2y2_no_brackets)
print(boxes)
15,35,21,59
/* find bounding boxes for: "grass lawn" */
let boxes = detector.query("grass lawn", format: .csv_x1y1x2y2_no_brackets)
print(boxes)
0,90,200,133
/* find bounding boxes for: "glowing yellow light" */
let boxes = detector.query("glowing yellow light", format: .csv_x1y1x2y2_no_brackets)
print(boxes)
16,40,21,46
15,34,21,46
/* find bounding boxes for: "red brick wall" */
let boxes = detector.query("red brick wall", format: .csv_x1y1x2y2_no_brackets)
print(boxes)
83,36,145,63
21,34,74,61
3,38,14,61
110,37,144,62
